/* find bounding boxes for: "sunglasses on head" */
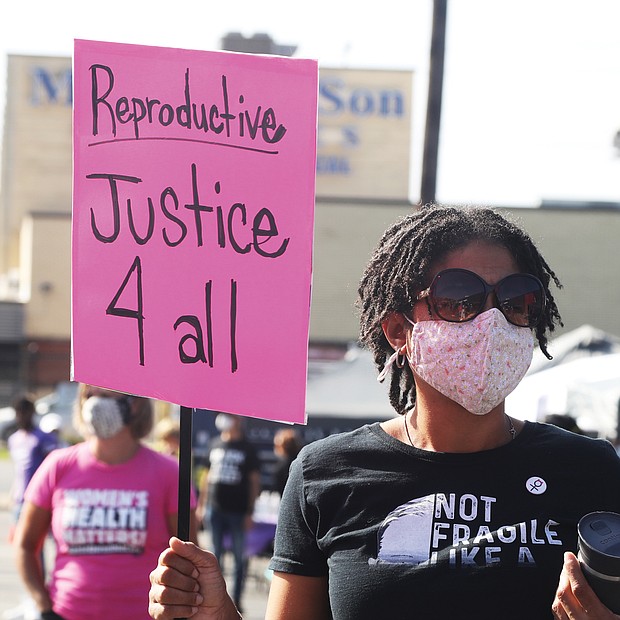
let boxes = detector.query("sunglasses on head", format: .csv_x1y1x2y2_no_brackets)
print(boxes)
415,268,545,327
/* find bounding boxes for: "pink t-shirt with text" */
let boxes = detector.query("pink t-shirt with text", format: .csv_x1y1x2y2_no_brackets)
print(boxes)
25,442,189,620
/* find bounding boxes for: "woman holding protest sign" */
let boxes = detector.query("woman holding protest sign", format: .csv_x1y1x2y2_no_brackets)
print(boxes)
148,205,620,620
14,383,197,620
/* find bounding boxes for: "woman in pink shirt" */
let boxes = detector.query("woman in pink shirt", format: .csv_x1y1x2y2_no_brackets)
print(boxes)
14,384,197,620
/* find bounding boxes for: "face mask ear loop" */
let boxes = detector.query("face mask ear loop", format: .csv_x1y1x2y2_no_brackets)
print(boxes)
377,349,400,382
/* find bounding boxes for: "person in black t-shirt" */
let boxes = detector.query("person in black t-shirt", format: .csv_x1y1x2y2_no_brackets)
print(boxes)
149,206,620,620
198,413,260,610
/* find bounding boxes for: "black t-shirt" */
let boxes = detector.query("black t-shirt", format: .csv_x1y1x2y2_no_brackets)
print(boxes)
270,422,620,620
206,437,259,514
272,456,295,496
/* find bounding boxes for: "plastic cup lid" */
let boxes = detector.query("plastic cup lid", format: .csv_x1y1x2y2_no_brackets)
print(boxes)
578,511,620,576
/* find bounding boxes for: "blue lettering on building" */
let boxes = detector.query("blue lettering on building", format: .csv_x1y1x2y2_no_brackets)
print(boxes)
31,67,73,106
317,125,359,149
316,156,351,175
318,77,404,118
316,76,406,177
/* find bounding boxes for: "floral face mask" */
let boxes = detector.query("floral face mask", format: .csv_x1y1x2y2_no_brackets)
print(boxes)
404,308,535,415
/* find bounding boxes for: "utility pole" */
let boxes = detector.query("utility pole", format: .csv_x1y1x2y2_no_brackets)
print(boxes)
420,0,448,206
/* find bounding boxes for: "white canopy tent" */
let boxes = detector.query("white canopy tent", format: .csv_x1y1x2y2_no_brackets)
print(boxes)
527,324,620,375
506,352,620,439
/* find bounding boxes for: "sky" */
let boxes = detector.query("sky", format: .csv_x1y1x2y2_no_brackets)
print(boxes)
1,0,620,207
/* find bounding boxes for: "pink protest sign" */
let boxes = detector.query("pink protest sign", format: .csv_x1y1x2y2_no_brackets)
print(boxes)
72,40,317,424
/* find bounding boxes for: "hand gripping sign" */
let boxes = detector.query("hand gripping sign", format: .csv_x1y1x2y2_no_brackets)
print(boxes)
72,40,318,425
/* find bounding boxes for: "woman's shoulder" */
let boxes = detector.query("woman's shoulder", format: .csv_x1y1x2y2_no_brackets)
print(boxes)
523,421,619,458
298,423,386,465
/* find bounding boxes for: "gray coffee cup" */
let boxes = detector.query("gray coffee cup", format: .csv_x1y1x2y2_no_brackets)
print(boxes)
577,511,620,613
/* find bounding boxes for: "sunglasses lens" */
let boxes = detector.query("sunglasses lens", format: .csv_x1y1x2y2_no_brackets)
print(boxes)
431,270,486,322
496,275,544,327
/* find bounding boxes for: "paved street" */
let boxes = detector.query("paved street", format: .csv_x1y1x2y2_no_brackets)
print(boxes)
0,455,270,620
